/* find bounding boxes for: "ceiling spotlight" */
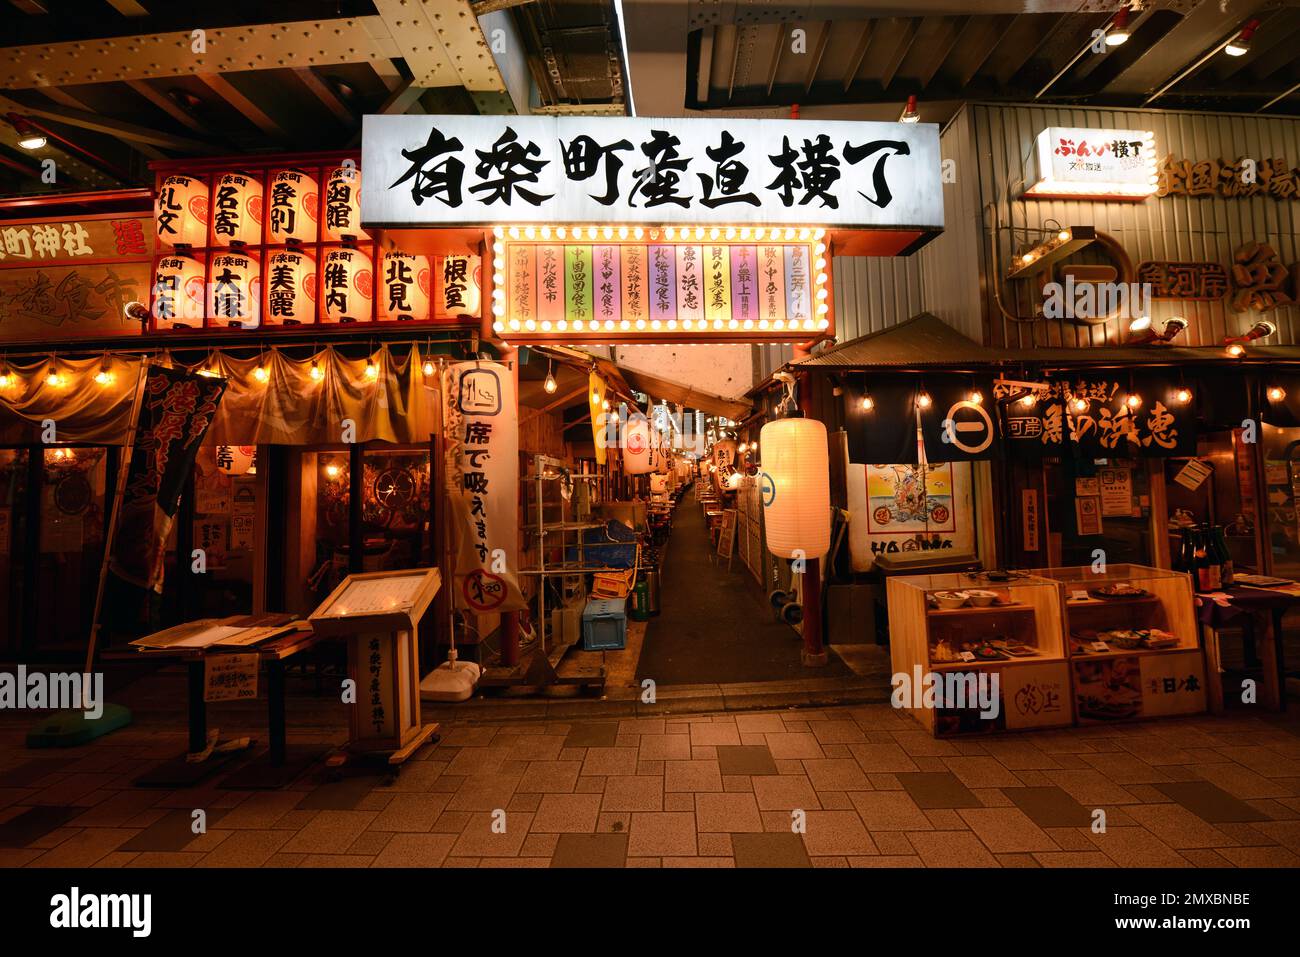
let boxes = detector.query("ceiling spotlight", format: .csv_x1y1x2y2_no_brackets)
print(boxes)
1125,393,1142,410
899,94,920,124
1269,386,1287,402
1224,19,1258,57
1105,6,1131,46
917,392,933,409
7,114,46,151
1227,343,1246,358
1129,316,1152,333
860,394,875,412
1071,396,1088,413
968,390,983,405
1174,388,1192,405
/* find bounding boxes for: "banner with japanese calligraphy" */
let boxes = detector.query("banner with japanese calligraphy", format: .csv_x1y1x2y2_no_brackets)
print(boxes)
361,115,942,229
995,372,1195,458
441,361,524,616
109,365,227,592
504,240,815,333
917,376,999,463
0,215,154,342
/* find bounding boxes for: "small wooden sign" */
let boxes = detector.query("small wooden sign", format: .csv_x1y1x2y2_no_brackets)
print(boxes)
717,508,737,559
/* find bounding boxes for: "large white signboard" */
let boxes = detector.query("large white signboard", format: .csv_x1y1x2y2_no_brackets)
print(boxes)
361,115,943,230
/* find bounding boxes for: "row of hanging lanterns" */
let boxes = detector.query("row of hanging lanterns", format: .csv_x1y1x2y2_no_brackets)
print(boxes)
156,166,367,250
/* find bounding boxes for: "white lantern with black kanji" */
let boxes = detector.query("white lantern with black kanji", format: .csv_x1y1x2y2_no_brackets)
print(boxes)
380,251,430,322
267,169,319,243
263,249,316,326
209,171,263,247
155,174,208,248
623,413,654,475
323,165,370,242
759,417,830,559
320,247,373,323
208,251,260,328
436,254,481,319
214,444,257,475
152,254,206,329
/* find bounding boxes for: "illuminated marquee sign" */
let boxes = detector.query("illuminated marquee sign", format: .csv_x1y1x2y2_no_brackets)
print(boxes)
361,115,942,229
492,226,829,340
1025,127,1158,201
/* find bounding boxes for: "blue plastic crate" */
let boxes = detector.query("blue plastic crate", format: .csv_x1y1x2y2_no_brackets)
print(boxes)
582,597,627,651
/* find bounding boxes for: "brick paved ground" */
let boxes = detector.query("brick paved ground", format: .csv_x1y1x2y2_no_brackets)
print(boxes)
2,705,1299,868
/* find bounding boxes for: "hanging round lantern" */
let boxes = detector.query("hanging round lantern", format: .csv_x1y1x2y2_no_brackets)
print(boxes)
323,165,369,242
263,249,316,326
209,171,263,247
320,247,373,323
380,251,430,322
155,174,208,248
759,417,830,559
214,444,257,476
208,251,261,328
152,254,206,329
267,168,319,243
623,413,655,475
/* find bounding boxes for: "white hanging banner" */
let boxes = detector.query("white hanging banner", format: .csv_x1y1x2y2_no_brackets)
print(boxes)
362,115,943,229
442,361,525,615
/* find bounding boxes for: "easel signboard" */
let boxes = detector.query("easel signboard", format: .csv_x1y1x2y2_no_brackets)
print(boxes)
716,508,737,569
308,568,442,764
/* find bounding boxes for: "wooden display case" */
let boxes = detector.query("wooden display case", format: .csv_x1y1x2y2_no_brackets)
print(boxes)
1033,564,1206,724
887,572,1072,737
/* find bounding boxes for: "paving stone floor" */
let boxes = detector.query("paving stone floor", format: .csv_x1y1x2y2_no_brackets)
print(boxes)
2,705,1300,868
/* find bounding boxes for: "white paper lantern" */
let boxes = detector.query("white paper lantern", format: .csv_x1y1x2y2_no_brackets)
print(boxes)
209,171,263,246
263,249,316,326
208,251,260,328
623,413,654,475
323,165,370,242
436,254,482,318
155,174,208,248
320,247,373,323
267,169,319,243
380,251,430,322
759,417,830,559
214,444,256,475
152,254,206,329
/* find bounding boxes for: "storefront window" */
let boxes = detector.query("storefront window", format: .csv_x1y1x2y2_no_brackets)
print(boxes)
189,444,260,615
1043,456,1151,567
1166,429,1260,575
1262,424,1300,578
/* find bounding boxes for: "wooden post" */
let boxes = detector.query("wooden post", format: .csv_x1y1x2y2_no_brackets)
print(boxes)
85,357,151,675
798,370,827,667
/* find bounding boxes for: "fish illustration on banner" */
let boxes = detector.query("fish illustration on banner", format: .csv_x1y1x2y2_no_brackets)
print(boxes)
442,361,524,615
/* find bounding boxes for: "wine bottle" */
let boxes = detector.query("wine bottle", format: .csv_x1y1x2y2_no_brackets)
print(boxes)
1212,525,1235,588
1175,527,1195,573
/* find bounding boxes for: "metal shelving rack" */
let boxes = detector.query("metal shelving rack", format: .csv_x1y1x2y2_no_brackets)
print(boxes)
479,454,606,690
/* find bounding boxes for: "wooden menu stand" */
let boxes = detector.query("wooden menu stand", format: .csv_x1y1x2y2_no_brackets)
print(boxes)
308,568,443,769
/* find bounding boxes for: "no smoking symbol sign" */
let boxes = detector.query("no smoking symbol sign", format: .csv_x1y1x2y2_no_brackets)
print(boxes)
942,400,993,455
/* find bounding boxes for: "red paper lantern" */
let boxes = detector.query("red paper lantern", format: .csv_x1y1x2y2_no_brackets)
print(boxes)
209,171,263,247
320,247,373,323
152,254,206,329
155,174,208,248
263,249,316,326
379,251,430,322
267,169,318,243
208,251,261,328
323,165,369,242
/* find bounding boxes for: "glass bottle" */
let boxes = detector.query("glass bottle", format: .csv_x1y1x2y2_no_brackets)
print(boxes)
1194,527,1220,591
1211,525,1234,588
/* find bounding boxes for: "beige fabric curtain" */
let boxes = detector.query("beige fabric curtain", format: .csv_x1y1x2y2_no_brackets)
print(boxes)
0,345,440,446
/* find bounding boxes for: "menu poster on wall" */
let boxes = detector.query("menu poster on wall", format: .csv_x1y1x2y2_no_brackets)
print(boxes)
1174,458,1213,490
846,462,973,571
442,361,525,615
1099,466,1133,516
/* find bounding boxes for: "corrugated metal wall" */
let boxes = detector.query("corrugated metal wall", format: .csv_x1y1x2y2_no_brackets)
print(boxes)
917,105,985,343
968,102,1300,349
